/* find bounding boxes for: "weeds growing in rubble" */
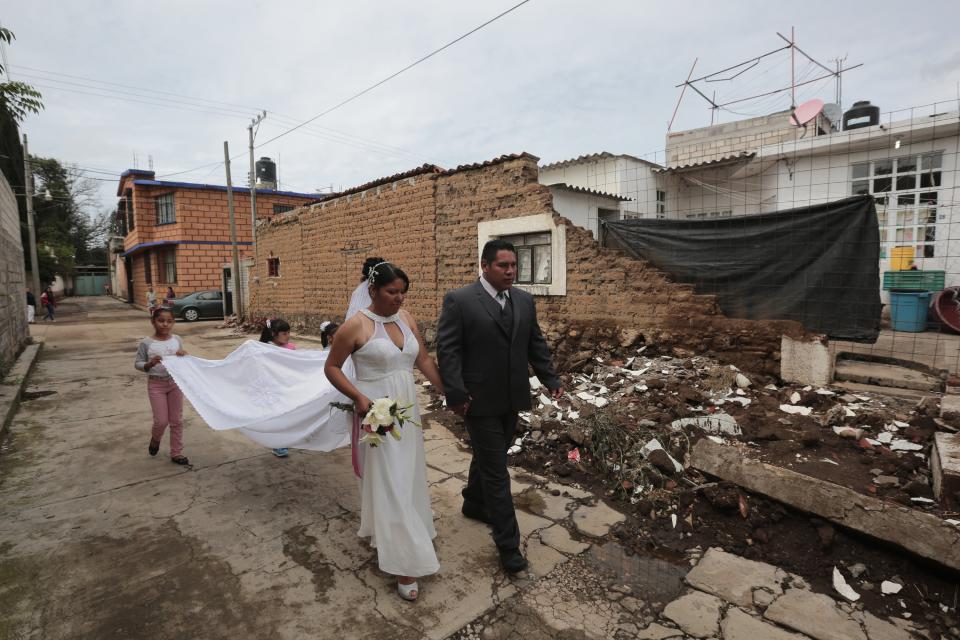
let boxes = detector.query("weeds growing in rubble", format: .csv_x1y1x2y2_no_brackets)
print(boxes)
585,409,691,498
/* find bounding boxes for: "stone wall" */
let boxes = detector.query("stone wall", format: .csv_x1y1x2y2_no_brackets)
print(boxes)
249,154,804,374
0,173,28,375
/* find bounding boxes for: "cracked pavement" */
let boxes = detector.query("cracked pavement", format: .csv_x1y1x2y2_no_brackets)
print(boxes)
0,297,936,640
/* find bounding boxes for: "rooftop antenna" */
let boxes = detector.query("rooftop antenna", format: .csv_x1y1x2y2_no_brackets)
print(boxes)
148,155,154,171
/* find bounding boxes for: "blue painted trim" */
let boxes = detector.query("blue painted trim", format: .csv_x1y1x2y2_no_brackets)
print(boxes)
131,179,323,200
122,239,253,257
117,169,156,195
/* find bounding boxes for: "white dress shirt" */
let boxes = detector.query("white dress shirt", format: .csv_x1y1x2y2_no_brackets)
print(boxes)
480,275,510,309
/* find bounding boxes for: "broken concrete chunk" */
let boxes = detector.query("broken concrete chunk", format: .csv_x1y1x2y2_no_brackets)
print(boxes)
529,376,542,390
735,373,751,389
781,404,812,416
790,392,802,404
640,438,684,473
662,590,723,638
636,623,684,639
931,432,960,510
764,588,867,640
571,500,626,538
832,426,863,439
941,394,960,422
889,439,923,452
684,547,787,609
821,404,845,427
832,566,860,602
671,412,741,436
881,580,903,595
873,475,900,487
722,607,809,640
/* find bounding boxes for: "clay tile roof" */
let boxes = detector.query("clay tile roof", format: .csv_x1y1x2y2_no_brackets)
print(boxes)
539,152,661,171
438,152,540,175
332,164,444,199
547,183,632,201
655,151,756,173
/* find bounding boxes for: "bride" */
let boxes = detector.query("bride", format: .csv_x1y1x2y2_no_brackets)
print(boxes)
324,262,445,602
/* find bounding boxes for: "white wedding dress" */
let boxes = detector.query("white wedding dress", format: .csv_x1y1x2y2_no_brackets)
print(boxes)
163,309,439,578
352,309,439,577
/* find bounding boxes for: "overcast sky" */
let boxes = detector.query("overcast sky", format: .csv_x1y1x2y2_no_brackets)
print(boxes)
5,0,960,212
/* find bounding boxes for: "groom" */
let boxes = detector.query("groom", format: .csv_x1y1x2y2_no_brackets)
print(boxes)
437,238,563,572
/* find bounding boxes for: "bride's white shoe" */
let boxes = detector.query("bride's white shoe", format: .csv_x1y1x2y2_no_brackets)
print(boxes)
397,580,419,601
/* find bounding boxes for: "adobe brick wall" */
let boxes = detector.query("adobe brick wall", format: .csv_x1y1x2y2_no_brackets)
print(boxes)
249,155,804,375
0,173,27,375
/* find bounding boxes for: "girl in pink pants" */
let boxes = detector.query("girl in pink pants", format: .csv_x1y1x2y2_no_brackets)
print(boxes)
135,308,190,465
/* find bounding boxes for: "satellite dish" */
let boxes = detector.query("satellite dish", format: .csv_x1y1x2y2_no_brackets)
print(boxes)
790,98,825,126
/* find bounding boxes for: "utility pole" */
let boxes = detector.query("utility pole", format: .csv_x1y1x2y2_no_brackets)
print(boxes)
223,141,243,320
23,134,41,294
248,111,266,265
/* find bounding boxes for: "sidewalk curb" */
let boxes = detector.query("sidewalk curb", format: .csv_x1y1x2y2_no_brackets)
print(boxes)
0,339,44,437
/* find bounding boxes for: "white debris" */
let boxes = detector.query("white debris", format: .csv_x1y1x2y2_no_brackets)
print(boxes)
781,404,812,416
946,519,960,526
910,497,935,504
538,393,552,407
591,397,609,408
707,435,724,444
845,407,857,417
529,376,542,390
821,458,840,465
815,388,836,395
833,426,863,439
833,567,861,602
735,373,751,389
671,412,741,436
422,381,431,387
671,513,678,529
764,384,778,391
890,439,923,452
877,432,893,444
883,423,899,432
567,411,580,420
864,438,882,446
893,420,909,428
576,391,596,402
790,392,801,404
639,438,684,473
881,581,903,595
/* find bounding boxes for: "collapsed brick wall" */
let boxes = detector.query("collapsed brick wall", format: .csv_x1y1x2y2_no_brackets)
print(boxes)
250,155,804,375
251,172,439,331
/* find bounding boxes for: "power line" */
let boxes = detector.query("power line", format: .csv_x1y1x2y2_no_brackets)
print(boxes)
255,0,533,149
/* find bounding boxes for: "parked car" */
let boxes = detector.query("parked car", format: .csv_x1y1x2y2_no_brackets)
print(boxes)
171,290,224,322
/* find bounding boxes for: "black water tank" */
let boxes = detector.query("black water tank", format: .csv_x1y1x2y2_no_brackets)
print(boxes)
843,101,880,130
255,157,277,184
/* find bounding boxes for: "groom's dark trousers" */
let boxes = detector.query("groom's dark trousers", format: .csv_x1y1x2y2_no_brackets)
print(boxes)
437,279,560,552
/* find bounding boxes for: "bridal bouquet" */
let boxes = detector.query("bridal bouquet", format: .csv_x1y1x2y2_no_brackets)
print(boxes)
330,397,421,447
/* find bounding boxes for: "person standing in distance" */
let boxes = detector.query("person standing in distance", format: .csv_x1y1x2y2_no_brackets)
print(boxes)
437,238,563,573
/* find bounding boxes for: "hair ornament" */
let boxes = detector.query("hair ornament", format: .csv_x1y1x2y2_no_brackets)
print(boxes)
367,261,390,286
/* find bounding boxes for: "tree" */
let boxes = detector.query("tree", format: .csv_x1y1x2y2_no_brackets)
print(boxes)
0,26,43,123
26,157,108,284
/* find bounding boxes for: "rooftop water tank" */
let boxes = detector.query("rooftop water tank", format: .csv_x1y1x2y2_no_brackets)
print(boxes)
255,157,277,188
843,101,880,131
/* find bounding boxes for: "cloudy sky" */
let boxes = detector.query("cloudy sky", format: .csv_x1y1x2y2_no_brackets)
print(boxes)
5,0,960,211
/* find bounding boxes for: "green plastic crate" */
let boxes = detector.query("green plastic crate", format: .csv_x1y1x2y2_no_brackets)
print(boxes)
882,270,945,291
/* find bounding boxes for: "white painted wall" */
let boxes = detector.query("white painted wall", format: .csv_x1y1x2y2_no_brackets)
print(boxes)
548,187,623,239
540,156,666,219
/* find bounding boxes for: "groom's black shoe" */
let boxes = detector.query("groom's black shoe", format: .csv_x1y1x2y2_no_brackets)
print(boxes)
461,501,493,526
499,548,528,573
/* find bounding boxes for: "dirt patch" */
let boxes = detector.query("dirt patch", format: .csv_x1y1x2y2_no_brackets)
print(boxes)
281,524,337,602
0,521,275,639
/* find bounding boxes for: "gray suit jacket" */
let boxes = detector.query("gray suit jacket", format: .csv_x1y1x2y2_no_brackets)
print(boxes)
437,280,560,417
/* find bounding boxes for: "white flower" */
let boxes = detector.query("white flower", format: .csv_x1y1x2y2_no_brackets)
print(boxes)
364,398,396,428
359,431,386,447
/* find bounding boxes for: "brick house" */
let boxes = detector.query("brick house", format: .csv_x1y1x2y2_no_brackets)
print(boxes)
114,169,322,310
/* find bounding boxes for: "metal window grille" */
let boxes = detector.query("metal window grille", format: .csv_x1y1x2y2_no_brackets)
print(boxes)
156,247,177,284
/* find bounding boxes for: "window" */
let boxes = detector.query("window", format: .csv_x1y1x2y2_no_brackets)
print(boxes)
850,152,942,259
267,257,281,277
156,247,177,284
155,193,176,225
501,232,552,284
116,204,128,236
656,190,667,217
273,204,296,215
125,190,135,231
143,250,152,284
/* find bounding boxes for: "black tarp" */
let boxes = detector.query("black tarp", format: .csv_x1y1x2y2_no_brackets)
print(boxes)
604,195,881,342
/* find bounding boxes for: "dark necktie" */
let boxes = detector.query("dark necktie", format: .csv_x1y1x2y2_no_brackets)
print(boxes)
498,291,514,336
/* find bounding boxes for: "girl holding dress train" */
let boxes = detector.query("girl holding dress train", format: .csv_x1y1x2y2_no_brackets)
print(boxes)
324,262,445,602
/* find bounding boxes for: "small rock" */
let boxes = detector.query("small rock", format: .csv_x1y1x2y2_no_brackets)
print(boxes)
873,475,900,487
848,563,867,578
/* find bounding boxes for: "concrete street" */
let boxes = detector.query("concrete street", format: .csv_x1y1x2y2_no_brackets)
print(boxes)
0,297,930,640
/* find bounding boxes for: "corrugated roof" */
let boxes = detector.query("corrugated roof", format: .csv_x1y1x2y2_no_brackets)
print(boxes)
547,183,631,201
655,152,756,173
539,152,662,171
